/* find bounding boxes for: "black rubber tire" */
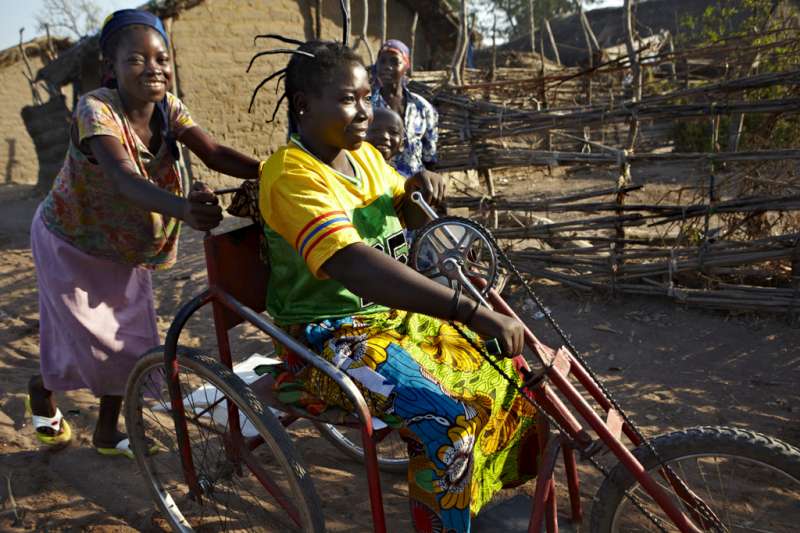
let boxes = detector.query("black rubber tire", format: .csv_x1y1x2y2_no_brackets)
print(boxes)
590,426,800,533
124,347,325,532
312,421,409,474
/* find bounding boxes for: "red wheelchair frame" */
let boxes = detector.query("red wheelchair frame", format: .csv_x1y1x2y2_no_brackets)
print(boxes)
158,222,705,533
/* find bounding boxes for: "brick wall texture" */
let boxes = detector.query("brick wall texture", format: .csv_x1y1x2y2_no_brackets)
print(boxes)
2,0,432,189
171,0,431,191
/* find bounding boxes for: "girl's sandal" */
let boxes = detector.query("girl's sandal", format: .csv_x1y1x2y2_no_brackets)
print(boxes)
24,396,73,447
95,437,159,459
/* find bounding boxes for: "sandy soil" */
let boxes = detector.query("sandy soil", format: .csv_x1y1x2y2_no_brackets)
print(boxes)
0,174,798,532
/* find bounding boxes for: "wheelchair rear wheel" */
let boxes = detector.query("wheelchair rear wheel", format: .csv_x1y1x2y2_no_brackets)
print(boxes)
125,347,325,532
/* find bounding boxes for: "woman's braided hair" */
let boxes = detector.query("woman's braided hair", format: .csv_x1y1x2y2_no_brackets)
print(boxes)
247,0,362,134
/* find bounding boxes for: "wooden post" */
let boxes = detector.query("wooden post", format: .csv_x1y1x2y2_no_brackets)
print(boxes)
578,6,594,68
728,113,745,152
613,0,642,296
580,9,600,53
466,12,476,79
623,0,641,146
700,115,721,276
18,29,42,105
409,11,418,74
490,11,498,81
449,0,468,85
343,0,352,46
315,0,322,39
623,0,642,103
528,0,536,56
43,23,56,62
480,168,499,228
355,0,374,65
539,23,548,108
667,33,677,83
379,0,387,43
544,18,560,66
578,6,594,105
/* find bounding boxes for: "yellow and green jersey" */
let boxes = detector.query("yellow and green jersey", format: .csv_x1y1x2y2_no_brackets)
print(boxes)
259,138,409,325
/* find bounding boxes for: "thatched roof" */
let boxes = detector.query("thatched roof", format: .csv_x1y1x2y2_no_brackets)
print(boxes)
0,36,72,70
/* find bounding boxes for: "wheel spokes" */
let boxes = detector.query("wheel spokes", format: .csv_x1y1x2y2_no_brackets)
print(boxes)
134,360,309,530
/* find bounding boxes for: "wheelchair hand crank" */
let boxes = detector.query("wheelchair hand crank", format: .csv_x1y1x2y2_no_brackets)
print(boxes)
411,191,510,356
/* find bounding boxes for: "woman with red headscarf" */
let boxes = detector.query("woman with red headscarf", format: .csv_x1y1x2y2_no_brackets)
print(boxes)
371,39,439,180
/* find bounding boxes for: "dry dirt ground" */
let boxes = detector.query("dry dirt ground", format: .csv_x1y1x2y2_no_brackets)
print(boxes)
0,169,798,532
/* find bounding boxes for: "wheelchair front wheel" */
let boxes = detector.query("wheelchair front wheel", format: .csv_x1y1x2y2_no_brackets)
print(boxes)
125,347,325,532
313,421,409,474
590,426,800,532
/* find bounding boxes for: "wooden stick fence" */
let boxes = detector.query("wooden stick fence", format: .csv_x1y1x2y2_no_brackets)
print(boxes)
472,186,800,312
437,147,800,172
409,13,800,312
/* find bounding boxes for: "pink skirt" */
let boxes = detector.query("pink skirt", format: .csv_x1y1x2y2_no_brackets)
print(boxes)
31,206,160,396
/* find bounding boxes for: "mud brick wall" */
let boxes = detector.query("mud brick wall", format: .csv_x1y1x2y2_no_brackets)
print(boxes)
170,0,431,191
0,57,45,185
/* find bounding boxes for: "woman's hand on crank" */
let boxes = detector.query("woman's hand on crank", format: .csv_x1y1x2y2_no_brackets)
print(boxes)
406,169,446,207
469,309,525,358
184,181,223,231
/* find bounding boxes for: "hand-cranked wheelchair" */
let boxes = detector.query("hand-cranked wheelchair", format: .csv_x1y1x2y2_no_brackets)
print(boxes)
124,193,800,532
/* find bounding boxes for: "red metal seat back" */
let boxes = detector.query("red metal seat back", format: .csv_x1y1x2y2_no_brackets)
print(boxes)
203,223,270,331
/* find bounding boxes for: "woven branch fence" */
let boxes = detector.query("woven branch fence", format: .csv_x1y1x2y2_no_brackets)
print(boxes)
414,22,800,313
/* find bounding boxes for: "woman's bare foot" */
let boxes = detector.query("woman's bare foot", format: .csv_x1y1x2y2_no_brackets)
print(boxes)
92,395,125,448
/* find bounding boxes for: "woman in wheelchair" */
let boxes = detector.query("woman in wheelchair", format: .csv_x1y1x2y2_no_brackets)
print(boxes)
257,40,538,532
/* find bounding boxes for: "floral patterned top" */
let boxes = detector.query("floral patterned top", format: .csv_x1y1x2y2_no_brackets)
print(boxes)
371,86,438,178
40,88,195,270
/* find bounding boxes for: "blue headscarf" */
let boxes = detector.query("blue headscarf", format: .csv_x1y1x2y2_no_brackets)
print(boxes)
98,10,179,161
99,9,169,54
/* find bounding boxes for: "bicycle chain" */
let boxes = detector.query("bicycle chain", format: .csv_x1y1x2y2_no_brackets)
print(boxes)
426,215,726,532
450,322,673,532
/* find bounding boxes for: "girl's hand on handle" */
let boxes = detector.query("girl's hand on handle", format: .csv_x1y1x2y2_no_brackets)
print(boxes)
468,309,524,358
184,182,223,231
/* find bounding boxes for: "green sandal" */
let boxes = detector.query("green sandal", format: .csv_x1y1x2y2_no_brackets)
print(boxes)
95,437,159,459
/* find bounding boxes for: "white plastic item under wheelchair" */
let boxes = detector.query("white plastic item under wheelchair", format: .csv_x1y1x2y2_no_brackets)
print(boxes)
169,352,387,436
151,352,282,437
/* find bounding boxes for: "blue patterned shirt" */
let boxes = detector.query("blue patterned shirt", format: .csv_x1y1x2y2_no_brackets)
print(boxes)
371,87,438,178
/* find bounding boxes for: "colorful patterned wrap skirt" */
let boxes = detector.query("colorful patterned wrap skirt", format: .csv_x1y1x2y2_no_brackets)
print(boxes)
274,310,539,532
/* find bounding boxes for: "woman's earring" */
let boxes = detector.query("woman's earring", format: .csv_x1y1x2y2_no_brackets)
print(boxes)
298,110,305,116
